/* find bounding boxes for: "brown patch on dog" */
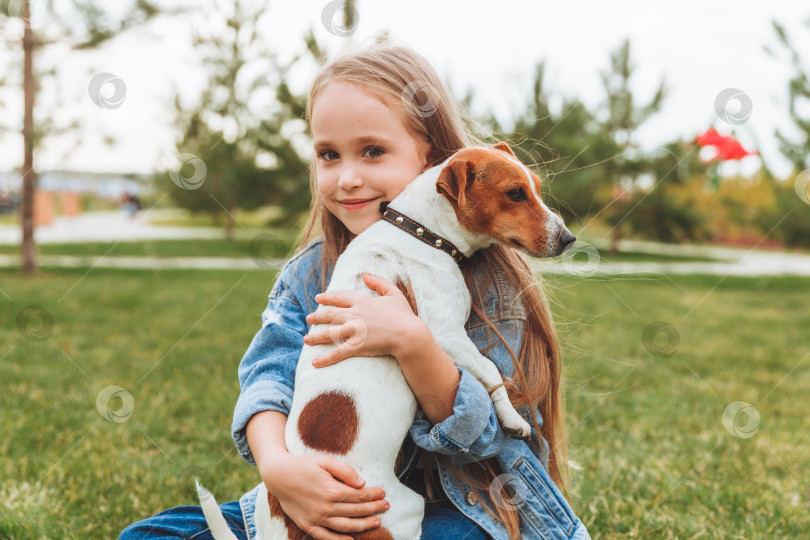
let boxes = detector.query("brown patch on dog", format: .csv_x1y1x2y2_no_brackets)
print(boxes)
266,491,306,539
298,390,359,455
355,526,395,539
267,490,284,517
394,275,418,316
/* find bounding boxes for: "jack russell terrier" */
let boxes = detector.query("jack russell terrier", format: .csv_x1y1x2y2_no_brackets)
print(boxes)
197,142,576,540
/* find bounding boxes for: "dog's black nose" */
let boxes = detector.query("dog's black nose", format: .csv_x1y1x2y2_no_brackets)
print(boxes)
559,228,577,253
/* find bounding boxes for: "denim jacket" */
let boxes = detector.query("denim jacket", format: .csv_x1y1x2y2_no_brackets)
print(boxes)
231,238,591,540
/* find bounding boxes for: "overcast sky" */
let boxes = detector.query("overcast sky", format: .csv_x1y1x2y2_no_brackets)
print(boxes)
1,0,809,179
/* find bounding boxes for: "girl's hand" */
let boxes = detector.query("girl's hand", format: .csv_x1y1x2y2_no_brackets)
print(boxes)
304,273,424,368
261,451,389,540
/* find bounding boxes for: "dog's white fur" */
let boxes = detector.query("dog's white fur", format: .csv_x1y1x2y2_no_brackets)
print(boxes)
198,148,569,539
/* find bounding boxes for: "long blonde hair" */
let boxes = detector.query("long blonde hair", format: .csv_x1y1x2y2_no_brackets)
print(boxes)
295,44,568,538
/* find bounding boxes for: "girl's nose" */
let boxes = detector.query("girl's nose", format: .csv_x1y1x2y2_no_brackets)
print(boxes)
337,167,364,190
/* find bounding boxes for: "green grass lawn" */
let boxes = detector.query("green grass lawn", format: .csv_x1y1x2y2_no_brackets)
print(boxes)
0,237,300,260
0,268,807,538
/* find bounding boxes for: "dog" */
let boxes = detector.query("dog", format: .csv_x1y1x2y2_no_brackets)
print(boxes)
197,142,576,540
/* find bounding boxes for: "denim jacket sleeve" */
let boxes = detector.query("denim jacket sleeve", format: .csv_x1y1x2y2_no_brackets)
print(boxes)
408,271,527,464
231,255,310,466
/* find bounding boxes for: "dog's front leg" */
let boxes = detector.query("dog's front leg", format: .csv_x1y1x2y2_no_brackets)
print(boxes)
435,331,531,440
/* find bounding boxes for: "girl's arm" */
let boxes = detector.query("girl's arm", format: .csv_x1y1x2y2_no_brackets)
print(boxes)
408,318,526,464
387,316,462,424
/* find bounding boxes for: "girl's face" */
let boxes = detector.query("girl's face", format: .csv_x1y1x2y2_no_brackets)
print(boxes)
311,81,432,236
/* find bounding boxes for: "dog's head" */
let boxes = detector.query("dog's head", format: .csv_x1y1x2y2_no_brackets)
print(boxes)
436,142,576,258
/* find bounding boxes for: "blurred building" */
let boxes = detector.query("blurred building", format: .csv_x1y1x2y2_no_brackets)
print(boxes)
0,170,151,199
0,170,153,223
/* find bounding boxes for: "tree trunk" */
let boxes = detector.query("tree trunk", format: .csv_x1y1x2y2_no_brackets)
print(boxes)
224,206,235,241
21,3,37,275
610,221,623,254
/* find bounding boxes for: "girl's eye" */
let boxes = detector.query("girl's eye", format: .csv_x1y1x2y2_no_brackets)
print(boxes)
364,146,384,158
318,150,339,161
507,188,527,202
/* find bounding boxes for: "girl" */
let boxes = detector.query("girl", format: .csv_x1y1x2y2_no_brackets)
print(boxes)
120,44,590,540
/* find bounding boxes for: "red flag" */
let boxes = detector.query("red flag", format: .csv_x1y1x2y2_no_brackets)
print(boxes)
695,128,726,146
714,137,756,160
695,128,757,162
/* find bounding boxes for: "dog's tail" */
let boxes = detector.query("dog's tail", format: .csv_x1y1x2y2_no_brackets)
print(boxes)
195,478,240,540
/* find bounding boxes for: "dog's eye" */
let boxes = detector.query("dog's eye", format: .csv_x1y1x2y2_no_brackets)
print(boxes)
507,188,527,202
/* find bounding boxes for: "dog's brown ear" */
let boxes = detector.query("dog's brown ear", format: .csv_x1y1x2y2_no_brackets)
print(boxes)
491,142,516,157
436,158,474,208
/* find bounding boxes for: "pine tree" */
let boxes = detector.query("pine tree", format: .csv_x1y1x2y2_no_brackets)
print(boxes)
0,0,163,275
598,38,667,252
163,0,313,239
768,19,810,173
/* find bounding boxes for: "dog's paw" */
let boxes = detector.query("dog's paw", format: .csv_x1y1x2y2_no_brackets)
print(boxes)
493,399,533,440
502,415,532,440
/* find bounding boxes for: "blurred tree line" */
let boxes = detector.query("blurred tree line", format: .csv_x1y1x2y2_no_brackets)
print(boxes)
0,0,755,251
161,2,810,249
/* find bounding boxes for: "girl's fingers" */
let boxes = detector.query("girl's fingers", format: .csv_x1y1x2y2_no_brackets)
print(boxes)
305,325,354,346
319,516,383,535
306,307,334,324
328,483,386,505
307,524,353,540
306,327,365,365
315,292,354,307
312,350,341,367
319,457,364,488
320,458,383,494
361,273,395,296
330,498,390,518
307,308,352,326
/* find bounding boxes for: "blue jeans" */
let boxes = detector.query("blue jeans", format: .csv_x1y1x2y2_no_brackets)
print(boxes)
119,472,488,539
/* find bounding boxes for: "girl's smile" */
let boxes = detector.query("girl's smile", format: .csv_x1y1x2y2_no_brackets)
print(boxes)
338,196,380,211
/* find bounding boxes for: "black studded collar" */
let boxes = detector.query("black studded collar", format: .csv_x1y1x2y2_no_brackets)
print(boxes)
379,201,467,266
